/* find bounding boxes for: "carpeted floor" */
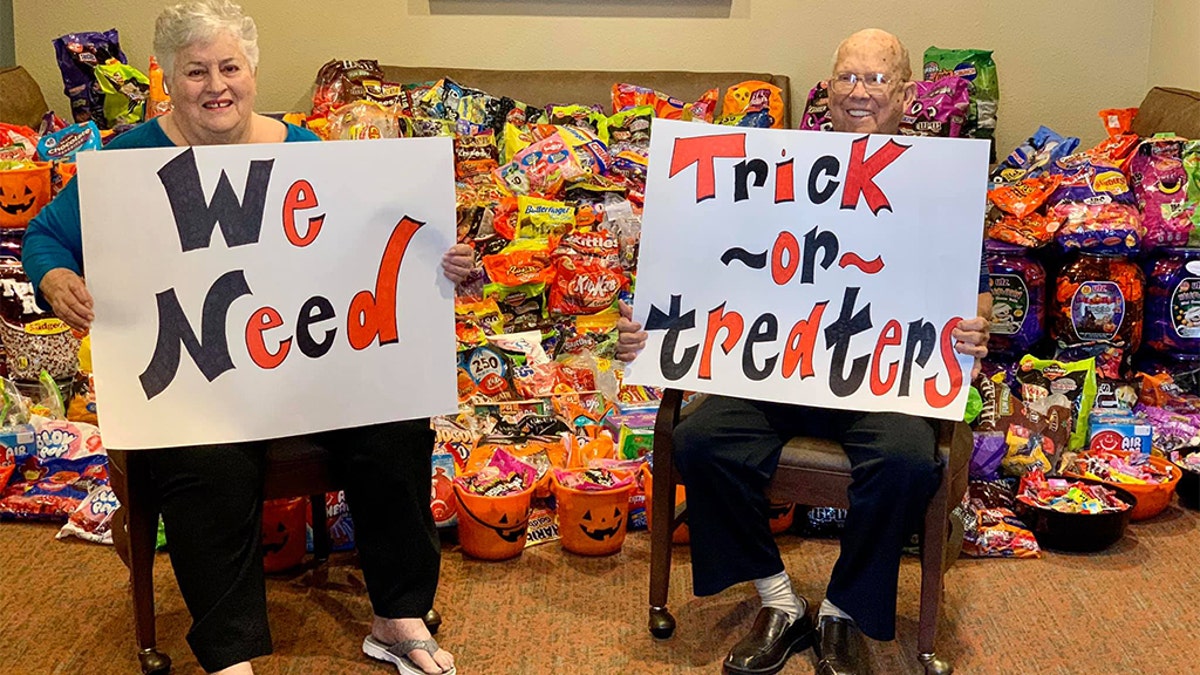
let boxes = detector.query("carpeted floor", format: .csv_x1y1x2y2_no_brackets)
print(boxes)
3,503,1199,675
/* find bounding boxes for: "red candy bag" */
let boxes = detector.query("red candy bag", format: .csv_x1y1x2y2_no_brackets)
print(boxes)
988,174,1064,219
549,256,628,315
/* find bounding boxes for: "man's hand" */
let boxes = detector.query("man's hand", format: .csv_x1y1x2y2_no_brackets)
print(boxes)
616,300,648,363
952,316,989,381
441,243,474,284
40,268,93,333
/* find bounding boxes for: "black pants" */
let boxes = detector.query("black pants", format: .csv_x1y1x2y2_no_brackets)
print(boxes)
673,396,941,641
143,419,439,673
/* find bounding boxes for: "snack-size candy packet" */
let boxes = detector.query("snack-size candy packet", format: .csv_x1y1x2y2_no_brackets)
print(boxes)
53,29,126,126
798,81,832,131
900,76,970,138
722,81,785,129
311,59,384,119
93,61,149,127
1127,136,1195,249
607,106,653,149
547,104,610,143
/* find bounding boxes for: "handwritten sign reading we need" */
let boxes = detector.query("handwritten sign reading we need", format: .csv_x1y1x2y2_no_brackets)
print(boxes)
78,138,458,449
627,120,988,420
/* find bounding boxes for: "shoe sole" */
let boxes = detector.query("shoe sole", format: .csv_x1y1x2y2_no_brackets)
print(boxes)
362,635,457,675
722,628,817,675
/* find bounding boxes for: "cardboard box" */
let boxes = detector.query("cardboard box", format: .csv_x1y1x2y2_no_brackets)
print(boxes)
1088,412,1153,456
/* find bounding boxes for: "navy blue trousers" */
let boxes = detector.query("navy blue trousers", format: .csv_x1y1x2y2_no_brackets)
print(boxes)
673,396,941,641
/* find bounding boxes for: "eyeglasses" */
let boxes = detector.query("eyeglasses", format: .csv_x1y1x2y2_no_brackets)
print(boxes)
830,72,897,94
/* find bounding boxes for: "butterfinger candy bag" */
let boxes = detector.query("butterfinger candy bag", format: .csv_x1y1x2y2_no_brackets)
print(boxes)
900,76,970,138
311,59,384,118
516,196,574,239
1127,136,1195,249
799,81,832,131
722,81,785,129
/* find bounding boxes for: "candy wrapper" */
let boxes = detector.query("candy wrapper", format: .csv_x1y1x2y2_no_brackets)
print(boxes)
0,418,107,521
455,462,533,497
611,83,718,122
798,81,832,132
970,432,1007,481
548,256,628,316
53,29,126,127
1051,202,1144,255
923,47,999,156
721,80,785,129
311,59,384,118
1048,153,1137,206
961,480,1041,558
1067,447,1172,485
1185,141,1200,246
1016,468,1130,514
899,76,970,138
483,238,556,286
328,100,401,140
55,483,118,545
93,61,149,127
1127,136,1195,249
991,126,1079,185
552,466,633,492
1017,355,1098,452
987,174,1062,219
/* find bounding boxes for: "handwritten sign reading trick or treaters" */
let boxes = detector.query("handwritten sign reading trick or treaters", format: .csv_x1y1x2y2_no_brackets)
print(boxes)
77,138,458,449
627,120,989,421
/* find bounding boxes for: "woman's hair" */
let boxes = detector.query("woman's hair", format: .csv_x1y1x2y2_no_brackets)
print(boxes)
154,0,259,75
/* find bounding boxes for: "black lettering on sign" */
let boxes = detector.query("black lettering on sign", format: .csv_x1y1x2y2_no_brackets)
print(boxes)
138,269,253,400
157,148,274,252
899,319,937,397
297,295,337,358
824,287,873,397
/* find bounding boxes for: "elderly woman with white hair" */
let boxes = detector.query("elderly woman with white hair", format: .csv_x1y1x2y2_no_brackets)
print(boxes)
22,2,470,674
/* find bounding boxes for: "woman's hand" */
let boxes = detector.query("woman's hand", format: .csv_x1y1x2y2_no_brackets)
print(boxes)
40,268,94,333
616,300,648,363
952,316,990,381
441,244,474,285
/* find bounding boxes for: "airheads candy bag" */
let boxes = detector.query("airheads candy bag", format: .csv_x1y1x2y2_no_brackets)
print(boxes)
900,76,970,138
923,47,999,153
1126,136,1195,249
799,81,832,131
722,81,785,129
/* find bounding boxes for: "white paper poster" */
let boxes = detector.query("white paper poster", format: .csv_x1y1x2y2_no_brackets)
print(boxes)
78,137,458,448
626,119,989,421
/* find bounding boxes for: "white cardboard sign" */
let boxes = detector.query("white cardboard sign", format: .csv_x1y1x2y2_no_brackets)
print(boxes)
78,137,458,448
626,119,988,421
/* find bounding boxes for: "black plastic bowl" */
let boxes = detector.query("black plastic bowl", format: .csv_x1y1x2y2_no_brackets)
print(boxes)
1016,480,1137,553
1176,462,1200,511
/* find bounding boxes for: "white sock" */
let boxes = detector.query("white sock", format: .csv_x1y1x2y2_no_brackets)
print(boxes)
819,598,853,622
753,571,803,622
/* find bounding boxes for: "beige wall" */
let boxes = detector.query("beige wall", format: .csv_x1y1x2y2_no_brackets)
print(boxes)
14,0,1157,153
1149,0,1200,91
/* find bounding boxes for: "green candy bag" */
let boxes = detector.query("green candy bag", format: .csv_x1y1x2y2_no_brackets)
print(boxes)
94,61,150,127
923,47,999,159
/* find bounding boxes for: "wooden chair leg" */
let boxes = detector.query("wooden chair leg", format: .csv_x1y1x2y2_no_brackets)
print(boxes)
125,454,171,675
648,389,682,639
918,474,952,675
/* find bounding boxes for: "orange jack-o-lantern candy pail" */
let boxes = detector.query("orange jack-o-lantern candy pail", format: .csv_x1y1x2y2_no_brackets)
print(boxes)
0,161,53,230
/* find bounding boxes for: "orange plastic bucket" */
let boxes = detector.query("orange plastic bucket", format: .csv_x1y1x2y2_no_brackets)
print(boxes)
768,502,796,534
639,463,689,544
453,481,535,560
553,470,635,556
1066,454,1182,521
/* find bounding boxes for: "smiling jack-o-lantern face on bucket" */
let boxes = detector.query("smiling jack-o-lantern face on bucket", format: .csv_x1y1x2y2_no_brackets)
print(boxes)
579,506,625,541
0,163,52,229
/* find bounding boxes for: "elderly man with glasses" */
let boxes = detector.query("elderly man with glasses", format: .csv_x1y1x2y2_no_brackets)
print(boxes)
616,28,992,675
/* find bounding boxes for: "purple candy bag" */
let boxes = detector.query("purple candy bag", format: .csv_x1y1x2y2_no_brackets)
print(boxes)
900,75,969,138
799,81,832,131
52,29,126,128
970,432,1008,481
1127,137,1195,249
1048,153,1137,206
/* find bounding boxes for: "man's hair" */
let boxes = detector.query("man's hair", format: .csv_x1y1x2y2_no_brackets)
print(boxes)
154,0,259,76
831,30,913,81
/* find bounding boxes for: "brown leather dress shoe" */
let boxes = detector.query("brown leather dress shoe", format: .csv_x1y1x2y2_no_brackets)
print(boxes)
723,600,816,675
815,616,871,675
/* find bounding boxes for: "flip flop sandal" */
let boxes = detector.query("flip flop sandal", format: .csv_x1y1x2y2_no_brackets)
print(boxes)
363,635,457,675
